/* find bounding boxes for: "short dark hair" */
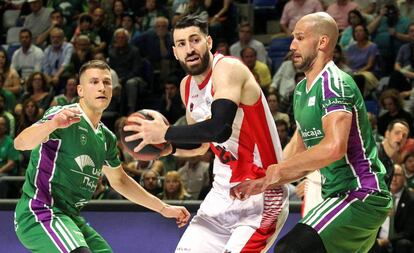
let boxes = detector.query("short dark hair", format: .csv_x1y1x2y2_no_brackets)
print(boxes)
240,46,257,57
20,28,32,38
79,60,111,78
79,13,93,24
173,14,209,36
386,119,410,133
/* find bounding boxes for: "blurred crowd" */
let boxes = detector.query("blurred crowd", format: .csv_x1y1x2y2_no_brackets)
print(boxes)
1,0,414,251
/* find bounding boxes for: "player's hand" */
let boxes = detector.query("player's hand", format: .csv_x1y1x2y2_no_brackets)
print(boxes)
51,108,81,129
160,205,191,228
230,177,266,200
123,111,169,152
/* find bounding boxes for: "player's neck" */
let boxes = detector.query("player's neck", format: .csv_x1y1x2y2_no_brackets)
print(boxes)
192,54,214,84
79,101,102,128
305,56,332,87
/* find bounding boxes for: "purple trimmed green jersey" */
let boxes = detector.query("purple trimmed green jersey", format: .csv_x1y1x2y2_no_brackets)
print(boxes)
293,61,389,198
20,104,121,216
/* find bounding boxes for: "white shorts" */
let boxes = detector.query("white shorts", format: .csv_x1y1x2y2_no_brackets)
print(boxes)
175,185,289,253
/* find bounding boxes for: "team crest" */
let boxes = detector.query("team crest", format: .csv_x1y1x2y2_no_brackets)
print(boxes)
190,102,194,112
80,134,87,145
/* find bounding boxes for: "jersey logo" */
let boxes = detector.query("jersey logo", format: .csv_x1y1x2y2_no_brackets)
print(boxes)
214,145,236,164
190,102,194,112
75,155,95,172
296,91,302,96
80,134,87,145
308,96,315,106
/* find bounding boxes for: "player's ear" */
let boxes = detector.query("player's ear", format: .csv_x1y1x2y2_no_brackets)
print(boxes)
77,83,83,98
318,35,329,50
172,46,178,60
207,35,213,51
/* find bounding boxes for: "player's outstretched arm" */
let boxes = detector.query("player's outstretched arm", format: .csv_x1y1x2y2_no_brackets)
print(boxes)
103,166,190,227
14,108,81,150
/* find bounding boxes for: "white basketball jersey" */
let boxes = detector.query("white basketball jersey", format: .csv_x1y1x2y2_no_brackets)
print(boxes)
184,54,284,192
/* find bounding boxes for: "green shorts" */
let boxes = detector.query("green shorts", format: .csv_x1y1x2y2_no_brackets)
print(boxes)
301,190,392,253
14,194,112,253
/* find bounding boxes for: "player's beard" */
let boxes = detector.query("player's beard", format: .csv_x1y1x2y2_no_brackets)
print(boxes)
180,50,210,76
294,50,318,73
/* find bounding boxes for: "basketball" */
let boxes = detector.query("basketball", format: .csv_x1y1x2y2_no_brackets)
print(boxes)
120,109,170,161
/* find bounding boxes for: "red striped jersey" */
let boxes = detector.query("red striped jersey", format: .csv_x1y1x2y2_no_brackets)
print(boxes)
184,54,283,190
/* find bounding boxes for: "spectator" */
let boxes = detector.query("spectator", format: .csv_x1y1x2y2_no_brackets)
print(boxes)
368,3,410,75
370,164,414,253
377,119,409,187
333,44,352,73
215,40,230,55
403,152,414,190
121,11,141,44
159,76,185,124
267,92,290,127
0,73,16,113
70,13,102,53
41,27,74,91
276,119,290,148
230,22,268,64
178,157,210,200
0,115,20,198
326,0,359,31
23,0,53,44
0,92,15,137
15,98,41,136
137,0,169,32
346,24,379,74
18,72,53,115
204,0,237,42
140,169,163,196
399,0,414,22
135,16,174,80
378,89,414,136
108,28,147,114
279,0,323,35
66,35,94,75
92,7,112,54
92,176,123,200
158,171,192,200
269,52,298,102
35,9,73,47
240,47,271,91
339,9,367,50
110,0,128,29
11,28,44,82
50,76,79,106
0,48,21,96
172,0,208,26
389,23,414,100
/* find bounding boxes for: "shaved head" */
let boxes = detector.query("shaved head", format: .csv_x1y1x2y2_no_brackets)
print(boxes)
299,12,339,52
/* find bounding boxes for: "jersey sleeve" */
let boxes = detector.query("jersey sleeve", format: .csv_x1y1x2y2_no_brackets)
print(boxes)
36,105,64,124
103,128,122,169
320,72,355,117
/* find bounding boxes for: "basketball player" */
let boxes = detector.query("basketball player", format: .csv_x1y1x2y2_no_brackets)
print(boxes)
13,60,190,253
231,12,392,253
124,15,289,253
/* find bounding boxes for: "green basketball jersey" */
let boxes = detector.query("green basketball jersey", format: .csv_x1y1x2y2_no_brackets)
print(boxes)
53,94,79,106
21,103,121,216
293,61,388,198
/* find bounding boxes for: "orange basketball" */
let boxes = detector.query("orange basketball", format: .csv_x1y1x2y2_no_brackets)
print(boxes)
120,109,170,161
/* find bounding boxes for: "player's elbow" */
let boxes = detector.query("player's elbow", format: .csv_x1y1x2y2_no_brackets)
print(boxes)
212,124,233,143
327,142,347,161
14,137,28,151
